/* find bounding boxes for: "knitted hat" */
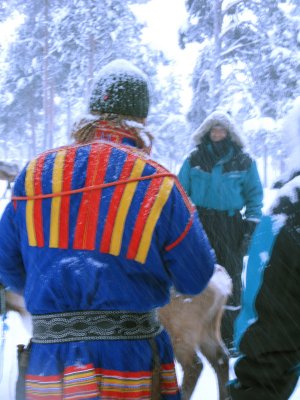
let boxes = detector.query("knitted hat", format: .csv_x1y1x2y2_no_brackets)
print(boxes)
89,59,150,118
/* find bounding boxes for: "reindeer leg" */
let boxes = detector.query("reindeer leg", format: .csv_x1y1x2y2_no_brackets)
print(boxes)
200,337,229,400
2,181,11,198
174,345,203,400
2,186,7,199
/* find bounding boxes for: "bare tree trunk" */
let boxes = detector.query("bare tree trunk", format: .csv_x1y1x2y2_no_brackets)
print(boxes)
48,79,54,149
66,98,72,141
279,155,285,175
42,0,49,151
211,0,223,110
85,33,96,104
263,142,268,188
29,109,37,159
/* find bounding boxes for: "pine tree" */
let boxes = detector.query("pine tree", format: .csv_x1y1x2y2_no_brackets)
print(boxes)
0,0,152,160
181,0,300,128
245,0,300,118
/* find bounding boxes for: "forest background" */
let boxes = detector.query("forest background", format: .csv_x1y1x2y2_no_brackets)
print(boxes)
0,1,299,398
0,0,299,187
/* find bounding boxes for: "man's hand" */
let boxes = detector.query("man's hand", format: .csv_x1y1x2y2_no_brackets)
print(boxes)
240,220,258,255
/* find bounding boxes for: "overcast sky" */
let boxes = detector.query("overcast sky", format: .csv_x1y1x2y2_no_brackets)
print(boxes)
131,0,200,112
131,0,187,57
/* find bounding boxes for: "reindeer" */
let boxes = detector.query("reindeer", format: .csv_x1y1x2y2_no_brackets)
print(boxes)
3,265,231,400
0,161,20,198
159,265,232,400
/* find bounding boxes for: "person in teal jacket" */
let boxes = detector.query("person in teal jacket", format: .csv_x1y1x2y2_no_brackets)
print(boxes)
178,110,263,351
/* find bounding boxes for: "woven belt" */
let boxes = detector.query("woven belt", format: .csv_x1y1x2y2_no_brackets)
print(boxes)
32,310,163,344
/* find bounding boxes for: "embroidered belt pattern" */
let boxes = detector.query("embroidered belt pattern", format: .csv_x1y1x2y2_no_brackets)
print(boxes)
32,310,163,343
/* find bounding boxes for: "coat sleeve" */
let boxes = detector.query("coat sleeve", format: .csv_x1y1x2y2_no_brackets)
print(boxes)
242,160,263,221
177,158,192,196
0,202,25,294
229,223,300,400
159,179,215,295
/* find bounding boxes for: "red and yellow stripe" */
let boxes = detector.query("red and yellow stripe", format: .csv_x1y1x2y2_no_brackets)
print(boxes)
100,153,137,253
160,363,180,395
73,144,112,250
127,177,174,263
126,176,164,260
96,368,152,398
33,154,46,247
23,140,178,262
63,364,99,399
49,151,67,248
26,373,63,399
58,147,77,248
25,159,37,246
25,363,178,399
25,156,47,247
108,158,145,257
25,148,77,249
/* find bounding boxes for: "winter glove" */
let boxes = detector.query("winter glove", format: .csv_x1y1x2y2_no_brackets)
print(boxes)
240,220,258,255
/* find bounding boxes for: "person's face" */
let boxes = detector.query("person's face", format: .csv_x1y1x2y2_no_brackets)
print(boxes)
210,126,228,142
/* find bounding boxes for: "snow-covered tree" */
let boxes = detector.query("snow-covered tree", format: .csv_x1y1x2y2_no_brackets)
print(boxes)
181,0,300,129
245,0,300,119
0,0,155,159
180,0,299,178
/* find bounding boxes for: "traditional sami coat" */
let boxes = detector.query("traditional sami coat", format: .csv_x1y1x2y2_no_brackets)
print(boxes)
0,120,215,400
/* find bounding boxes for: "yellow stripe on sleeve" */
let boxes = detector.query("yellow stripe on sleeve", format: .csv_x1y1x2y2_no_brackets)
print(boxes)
25,159,37,246
109,159,145,256
135,177,174,264
49,151,66,248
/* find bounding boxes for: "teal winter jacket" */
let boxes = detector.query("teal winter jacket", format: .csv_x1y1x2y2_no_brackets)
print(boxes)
178,111,263,221
178,148,263,220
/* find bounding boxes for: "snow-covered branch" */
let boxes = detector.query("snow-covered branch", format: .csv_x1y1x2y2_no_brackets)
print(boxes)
221,39,262,58
222,0,244,17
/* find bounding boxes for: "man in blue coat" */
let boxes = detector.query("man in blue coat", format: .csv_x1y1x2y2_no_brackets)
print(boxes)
178,110,263,352
0,59,215,400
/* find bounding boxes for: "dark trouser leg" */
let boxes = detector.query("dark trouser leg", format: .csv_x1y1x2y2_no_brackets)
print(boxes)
230,351,300,400
220,254,243,350
198,211,244,350
229,375,299,400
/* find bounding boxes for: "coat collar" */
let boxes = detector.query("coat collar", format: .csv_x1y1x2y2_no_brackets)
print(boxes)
93,120,152,155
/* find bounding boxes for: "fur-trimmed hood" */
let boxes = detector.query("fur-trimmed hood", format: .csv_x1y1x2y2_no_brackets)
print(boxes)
193,111,244,147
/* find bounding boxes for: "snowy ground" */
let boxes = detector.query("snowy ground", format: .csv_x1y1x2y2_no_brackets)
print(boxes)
0,185,299,399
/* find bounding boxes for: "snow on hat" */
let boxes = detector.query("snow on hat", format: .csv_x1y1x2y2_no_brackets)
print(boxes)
89,59,150,118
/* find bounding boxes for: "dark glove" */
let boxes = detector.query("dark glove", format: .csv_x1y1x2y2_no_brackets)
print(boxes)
240,220,258,255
